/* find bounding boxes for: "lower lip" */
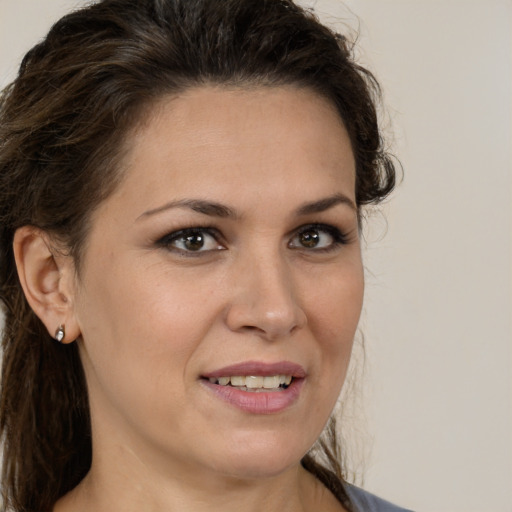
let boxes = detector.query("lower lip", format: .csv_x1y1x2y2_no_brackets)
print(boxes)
201,378,304,414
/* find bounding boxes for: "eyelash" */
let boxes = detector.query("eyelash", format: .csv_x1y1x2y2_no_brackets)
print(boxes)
289,223,349,252
155,223,349,256
156,227,224,256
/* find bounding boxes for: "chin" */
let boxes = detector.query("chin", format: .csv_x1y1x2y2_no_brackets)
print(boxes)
208,433,310,480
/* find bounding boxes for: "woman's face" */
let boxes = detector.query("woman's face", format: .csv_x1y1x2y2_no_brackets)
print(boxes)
72,86,363,480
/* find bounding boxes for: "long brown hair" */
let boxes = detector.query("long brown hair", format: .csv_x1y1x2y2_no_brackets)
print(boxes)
0,1,396,510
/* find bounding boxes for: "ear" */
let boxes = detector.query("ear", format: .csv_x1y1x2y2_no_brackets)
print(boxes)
13,226,81,343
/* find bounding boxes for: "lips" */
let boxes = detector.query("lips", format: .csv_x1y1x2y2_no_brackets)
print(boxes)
201,361,306,414
202,361,306,379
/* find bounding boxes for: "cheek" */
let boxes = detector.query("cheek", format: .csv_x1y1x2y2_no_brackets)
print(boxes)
74,261,215,445
308,261,364,340
75,257,223,393
306,262,364,392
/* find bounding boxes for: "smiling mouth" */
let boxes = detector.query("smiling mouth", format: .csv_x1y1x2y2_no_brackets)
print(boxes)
205,375,293,392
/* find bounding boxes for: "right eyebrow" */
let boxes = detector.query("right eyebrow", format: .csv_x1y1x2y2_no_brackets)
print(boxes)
136,198,239,221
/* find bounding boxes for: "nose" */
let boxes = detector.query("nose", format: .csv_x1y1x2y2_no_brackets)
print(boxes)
225,251,307,340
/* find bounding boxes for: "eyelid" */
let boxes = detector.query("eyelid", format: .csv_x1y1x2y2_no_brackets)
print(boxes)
155,226,226,254
154,222,352,255
288,223,349,251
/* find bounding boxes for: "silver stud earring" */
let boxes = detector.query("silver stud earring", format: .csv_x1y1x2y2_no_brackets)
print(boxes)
54,325,65,343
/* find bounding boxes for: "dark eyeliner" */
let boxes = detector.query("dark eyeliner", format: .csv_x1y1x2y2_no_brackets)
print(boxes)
293,223,350,251
155,226,222,251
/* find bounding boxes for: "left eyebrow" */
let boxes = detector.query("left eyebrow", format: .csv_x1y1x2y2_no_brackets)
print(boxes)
295,193,357,215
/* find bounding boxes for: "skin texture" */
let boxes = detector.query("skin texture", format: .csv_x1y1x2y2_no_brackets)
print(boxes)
15,86,363,512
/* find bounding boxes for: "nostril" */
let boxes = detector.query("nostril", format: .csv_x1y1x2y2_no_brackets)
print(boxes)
224,278,307,338
239,324,265,334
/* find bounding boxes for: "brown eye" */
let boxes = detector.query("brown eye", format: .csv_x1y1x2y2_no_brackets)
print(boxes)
159,228,225,254
299,229,321,248
183,232,206,251
288,224,344,251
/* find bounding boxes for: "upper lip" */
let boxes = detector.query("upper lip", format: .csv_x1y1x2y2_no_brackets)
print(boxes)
202,360,307,379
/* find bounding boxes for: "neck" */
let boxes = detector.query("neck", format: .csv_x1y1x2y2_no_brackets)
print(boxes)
55,455,328,512
53,404,345,512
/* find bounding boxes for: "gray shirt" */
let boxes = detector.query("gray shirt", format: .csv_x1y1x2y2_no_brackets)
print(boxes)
346,485,415,512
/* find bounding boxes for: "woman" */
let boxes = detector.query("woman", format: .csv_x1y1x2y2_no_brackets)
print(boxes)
0,0,409,511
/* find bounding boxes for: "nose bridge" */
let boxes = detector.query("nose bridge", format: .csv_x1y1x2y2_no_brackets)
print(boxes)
226,243,306,339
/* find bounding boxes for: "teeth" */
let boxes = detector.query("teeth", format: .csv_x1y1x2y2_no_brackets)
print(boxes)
230,376,245,387
207,375,294,390
246,376,264,389
263,376,280,389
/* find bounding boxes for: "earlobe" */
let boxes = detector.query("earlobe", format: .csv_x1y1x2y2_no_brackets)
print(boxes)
13,226,81,343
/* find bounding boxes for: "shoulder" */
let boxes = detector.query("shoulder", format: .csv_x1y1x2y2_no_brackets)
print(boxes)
345,485,415,512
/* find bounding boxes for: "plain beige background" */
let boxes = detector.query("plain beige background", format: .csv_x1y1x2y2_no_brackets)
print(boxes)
1,1,511,511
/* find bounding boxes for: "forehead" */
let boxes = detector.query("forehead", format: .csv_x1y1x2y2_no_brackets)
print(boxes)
110,85,356,214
